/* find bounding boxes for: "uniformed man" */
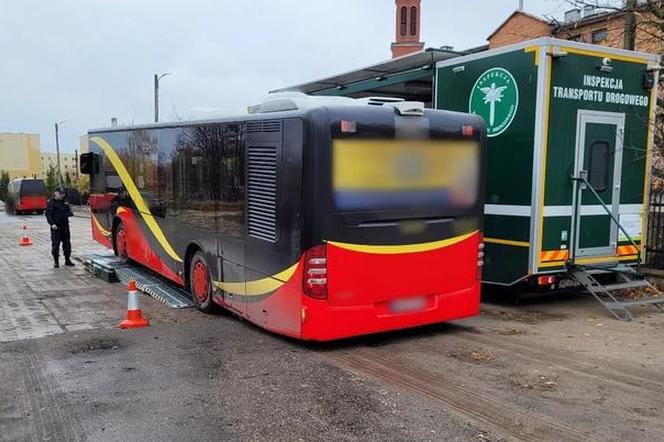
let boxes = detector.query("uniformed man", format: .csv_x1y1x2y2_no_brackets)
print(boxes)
46,187,75,268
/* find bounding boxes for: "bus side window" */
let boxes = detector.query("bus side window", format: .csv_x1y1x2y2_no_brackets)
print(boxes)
170,124,224,230
220,123,245,238
588,140,610,192
103,153,122,193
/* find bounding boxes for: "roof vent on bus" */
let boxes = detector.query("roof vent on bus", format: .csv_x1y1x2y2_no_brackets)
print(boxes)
356,96,424,115
355,97,405,106
387,101,425,116
249,92,356,113
248,92,423,115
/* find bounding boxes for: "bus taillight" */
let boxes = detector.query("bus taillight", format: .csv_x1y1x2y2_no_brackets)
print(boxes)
304,245,327,299
476,239,484,281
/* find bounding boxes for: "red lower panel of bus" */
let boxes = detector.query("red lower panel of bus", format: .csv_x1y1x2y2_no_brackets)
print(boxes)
89,194,116,248
240,232,481,341
113,208,183,285
91,214,113,249
301,232,481,340
18,196,46,212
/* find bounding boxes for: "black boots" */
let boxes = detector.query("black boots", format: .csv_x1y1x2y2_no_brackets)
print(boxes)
53,257,74,268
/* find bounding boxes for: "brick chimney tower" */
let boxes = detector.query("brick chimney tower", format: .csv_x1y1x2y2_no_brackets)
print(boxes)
391,0,425,58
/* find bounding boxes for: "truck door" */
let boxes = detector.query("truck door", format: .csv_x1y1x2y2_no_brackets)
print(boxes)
572,110,625,260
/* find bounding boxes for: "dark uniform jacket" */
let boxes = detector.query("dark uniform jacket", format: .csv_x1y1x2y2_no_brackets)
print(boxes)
46,199,73,226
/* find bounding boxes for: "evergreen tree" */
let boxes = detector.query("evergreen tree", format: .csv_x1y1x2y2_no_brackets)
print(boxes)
45,164,57,195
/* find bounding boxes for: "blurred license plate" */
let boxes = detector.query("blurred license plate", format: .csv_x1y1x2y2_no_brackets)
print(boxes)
389,296,426,313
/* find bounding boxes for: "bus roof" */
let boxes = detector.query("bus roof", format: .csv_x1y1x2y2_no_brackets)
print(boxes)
88,95,430,134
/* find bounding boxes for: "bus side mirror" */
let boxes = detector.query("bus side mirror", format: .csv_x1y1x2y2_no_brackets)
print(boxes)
80,153,99,175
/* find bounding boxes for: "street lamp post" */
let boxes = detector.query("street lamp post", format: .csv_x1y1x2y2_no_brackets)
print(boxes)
154,72,171,123
54,120,66,185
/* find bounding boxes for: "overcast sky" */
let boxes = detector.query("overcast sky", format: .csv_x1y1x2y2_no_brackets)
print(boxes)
0,0,580,153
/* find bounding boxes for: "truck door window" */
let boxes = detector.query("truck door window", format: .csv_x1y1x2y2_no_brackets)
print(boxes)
588,140,610,191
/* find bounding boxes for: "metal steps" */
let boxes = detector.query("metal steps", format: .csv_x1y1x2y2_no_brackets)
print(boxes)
570,265,664,321
601,280,650,291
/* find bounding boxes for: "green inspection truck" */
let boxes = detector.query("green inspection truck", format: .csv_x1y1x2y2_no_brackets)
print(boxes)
435,37,658,284
435,38,664,319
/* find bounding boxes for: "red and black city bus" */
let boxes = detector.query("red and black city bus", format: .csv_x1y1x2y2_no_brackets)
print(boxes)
80,97,486,340
5,178,48,215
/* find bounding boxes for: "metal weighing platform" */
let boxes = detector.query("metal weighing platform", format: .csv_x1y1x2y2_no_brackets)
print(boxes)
83,253,194,309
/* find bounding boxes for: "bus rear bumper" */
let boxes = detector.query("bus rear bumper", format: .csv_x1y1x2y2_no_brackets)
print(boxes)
18,196,47,211
299,283,480,341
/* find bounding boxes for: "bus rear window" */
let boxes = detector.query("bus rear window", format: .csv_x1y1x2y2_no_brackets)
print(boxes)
332,139,479,212
20,180,47,197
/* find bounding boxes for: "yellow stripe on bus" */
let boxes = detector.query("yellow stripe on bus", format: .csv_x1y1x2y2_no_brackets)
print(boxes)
90,136,183,263
327,230,477,254
213,262,300,296
91,213,111,237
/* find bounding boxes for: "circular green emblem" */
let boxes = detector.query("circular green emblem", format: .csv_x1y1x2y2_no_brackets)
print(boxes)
468,67,519,137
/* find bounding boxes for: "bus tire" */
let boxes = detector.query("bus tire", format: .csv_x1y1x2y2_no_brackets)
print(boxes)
189,251,215,313
113,221,130,264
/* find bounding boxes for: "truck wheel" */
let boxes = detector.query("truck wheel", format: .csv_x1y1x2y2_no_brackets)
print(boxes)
114,222,129,263
189,251,215,313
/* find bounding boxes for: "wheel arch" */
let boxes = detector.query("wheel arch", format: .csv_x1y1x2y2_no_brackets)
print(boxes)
111,216,122,251
184,242,205,290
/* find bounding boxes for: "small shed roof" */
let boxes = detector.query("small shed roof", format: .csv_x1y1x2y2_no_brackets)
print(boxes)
272,47,485,96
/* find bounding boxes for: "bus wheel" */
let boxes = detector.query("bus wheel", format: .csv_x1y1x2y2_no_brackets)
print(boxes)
114,222,129,263
189,251,214,313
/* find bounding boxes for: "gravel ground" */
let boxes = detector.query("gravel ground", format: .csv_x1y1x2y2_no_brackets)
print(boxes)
1,203,664,441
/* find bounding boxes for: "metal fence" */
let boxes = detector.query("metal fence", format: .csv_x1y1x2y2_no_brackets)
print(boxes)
646,189,664,269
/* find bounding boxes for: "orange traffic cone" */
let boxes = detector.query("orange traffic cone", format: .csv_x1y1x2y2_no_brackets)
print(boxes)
19,225,32,246
119,280,150,329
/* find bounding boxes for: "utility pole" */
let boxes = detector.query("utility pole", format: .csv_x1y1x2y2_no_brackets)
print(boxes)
154,72,171,122
54,121,65,185
624,0,637,50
